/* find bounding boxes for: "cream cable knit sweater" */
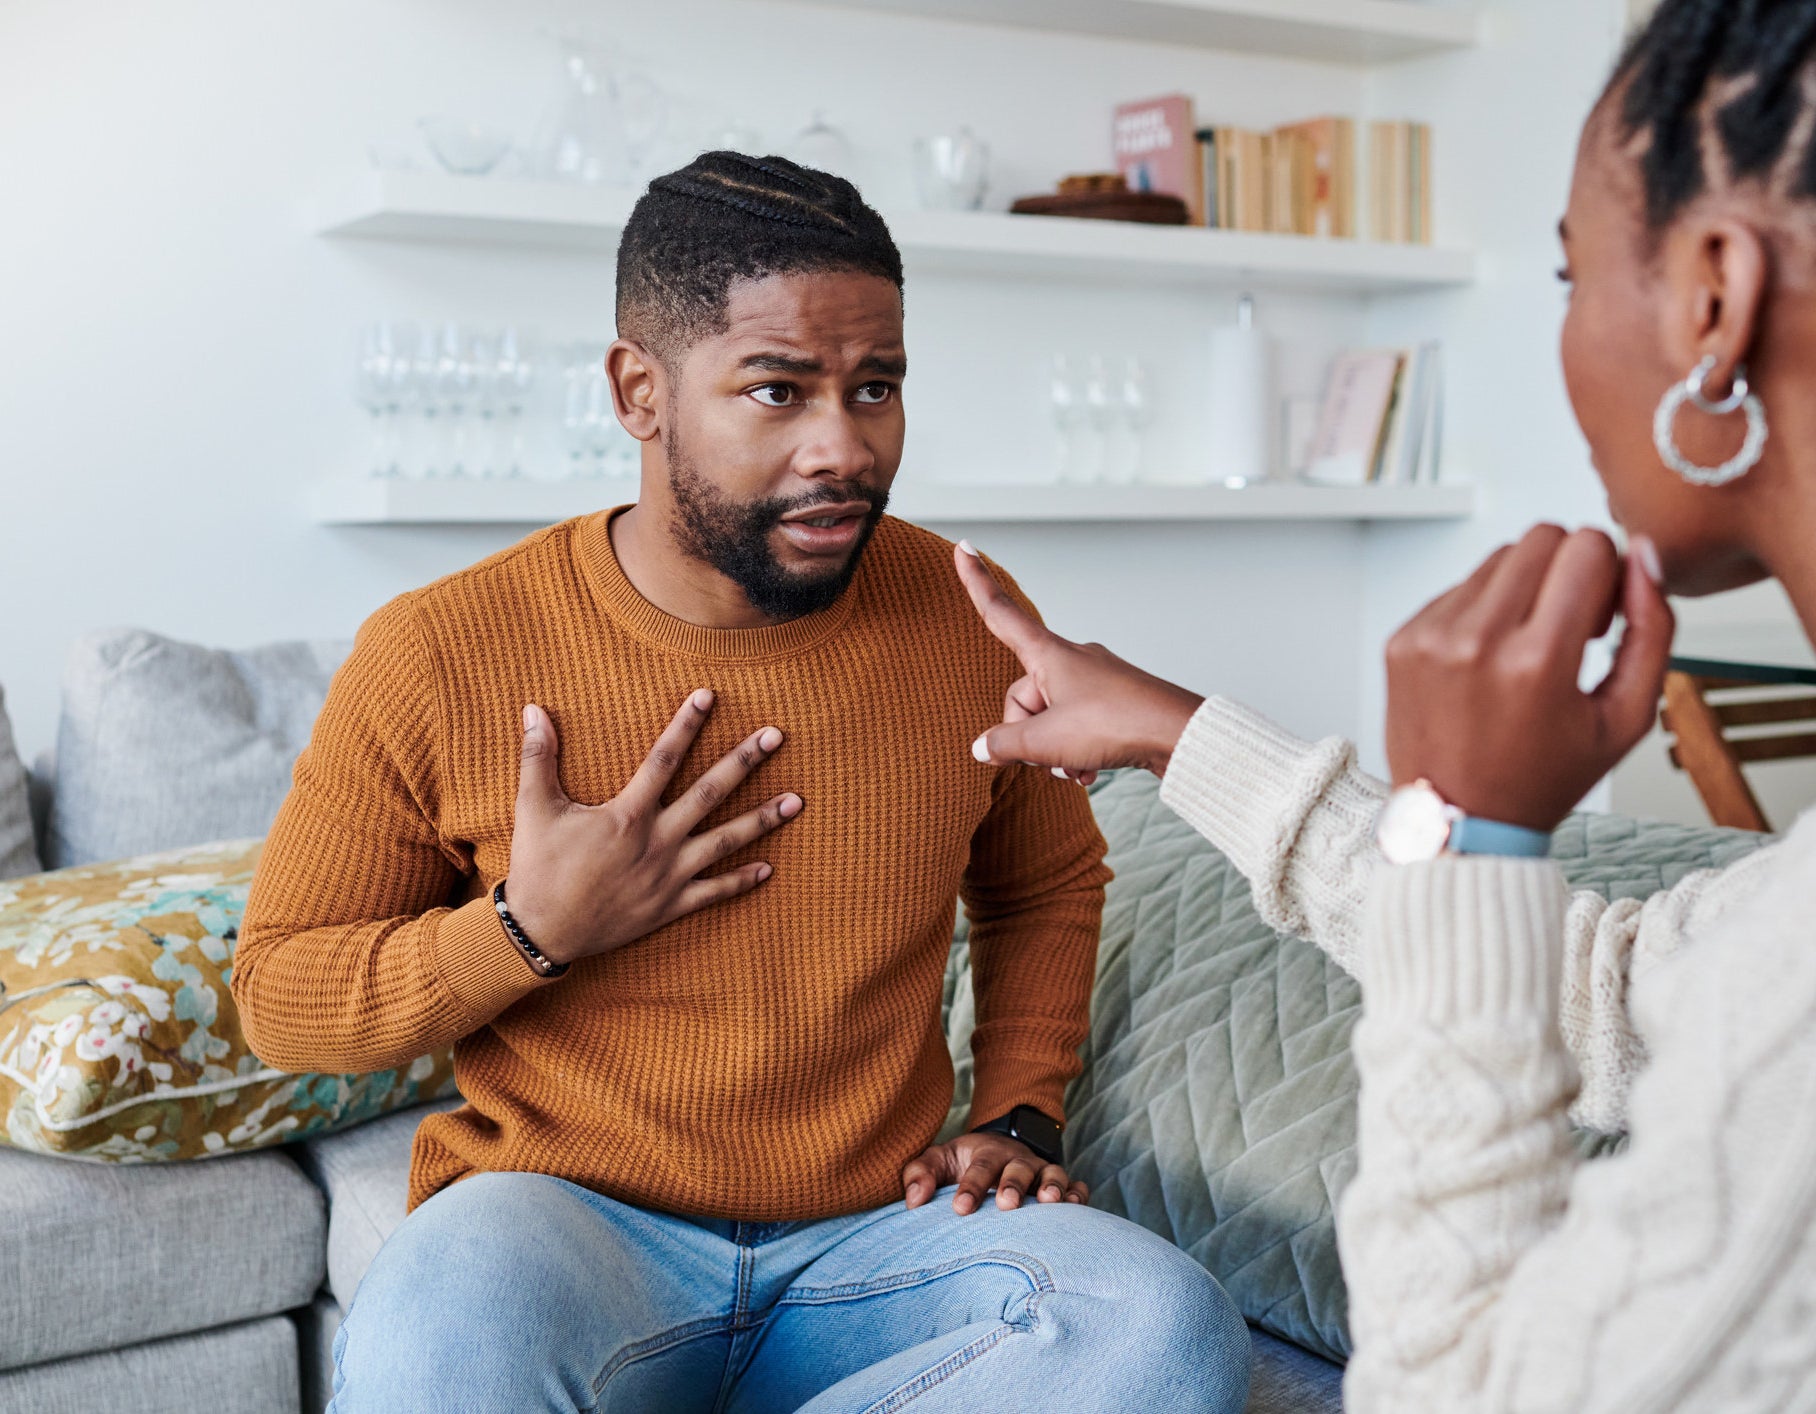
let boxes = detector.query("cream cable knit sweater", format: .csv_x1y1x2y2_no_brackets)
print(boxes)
1161,698,1816,1411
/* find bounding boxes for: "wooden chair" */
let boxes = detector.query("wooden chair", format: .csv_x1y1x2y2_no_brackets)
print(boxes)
1659,670,1816,831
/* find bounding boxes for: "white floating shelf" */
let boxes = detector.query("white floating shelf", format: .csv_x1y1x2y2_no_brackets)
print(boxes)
792,0,1480,63
316,171,1474,295
308,475,1474,526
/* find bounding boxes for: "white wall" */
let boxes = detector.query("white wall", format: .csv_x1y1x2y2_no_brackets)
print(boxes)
1,0,1621,788
0,0,1389,765
1355,0,1632,779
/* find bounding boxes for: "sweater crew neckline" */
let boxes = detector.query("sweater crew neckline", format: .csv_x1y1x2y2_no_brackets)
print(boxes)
576,506,862,661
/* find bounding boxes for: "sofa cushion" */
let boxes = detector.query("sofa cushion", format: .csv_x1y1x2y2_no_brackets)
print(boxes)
0,1144,323,1371
290,1097,463,1307
0,839,457,1161
45,627,348,868
0,686,40,880
0,1315,301,1414
1246,1326,1342,1413
1041,772,1762,1364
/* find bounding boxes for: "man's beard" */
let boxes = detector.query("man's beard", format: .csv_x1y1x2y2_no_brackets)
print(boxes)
665,428,890,621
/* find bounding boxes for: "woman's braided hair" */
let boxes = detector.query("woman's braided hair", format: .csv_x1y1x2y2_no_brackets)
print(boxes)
616,150,903,363
1611,0,1816,232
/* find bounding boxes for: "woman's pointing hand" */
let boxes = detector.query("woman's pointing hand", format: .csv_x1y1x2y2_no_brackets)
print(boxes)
955,541,1204,781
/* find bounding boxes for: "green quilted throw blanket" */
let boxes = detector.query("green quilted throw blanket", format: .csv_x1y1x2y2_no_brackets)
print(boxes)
941,769,1765,1364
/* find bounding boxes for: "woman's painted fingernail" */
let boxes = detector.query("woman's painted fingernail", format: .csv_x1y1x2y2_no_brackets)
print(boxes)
971,735,993,763
1633,536,1664,587
758,727,783,751
958,539,981,557
1051,765,1070,779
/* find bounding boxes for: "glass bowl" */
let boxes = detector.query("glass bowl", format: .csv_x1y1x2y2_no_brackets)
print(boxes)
419,118,515,176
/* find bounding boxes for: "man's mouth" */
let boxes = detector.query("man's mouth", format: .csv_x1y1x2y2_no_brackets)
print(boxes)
775,501,876,557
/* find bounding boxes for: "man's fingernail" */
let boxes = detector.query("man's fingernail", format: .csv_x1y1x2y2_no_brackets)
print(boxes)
692,688,715,710
1051,765,1070,779
778,794,802,817
971,735,993,763
523,704,536,732
756,863,773,882
758,727,783,751
958,539,980,558
1633,535,1664,587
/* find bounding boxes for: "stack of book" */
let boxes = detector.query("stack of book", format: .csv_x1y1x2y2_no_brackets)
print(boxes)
1195,119,1356,237
1368,122,1434,245
1111,96,1435,245
1302,344,1444,487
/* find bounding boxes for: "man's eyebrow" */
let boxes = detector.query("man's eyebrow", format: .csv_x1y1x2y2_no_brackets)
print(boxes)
738,352,822,375
734,351,908,378
1558,218,1570,242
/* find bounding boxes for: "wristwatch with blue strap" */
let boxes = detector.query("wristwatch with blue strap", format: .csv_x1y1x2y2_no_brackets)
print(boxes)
1376,779,1552,863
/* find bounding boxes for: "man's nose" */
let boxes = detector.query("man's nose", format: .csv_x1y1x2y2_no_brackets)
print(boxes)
797,404,876,482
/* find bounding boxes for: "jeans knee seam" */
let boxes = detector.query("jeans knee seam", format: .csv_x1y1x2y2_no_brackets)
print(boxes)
853,1321,1022,1414
591,1314,732,1396
778,1248,1057,1308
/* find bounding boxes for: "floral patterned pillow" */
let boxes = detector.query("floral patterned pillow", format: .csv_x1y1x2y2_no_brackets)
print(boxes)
0,839,458,1162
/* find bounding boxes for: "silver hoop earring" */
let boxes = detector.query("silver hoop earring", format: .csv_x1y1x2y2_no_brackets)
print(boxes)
1652,354,1768,486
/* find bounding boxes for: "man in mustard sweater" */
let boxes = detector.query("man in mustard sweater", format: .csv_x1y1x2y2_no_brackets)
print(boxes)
235,151,1247,1411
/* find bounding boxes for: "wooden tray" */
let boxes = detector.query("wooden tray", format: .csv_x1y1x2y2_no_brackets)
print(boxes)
1008,191,1191,224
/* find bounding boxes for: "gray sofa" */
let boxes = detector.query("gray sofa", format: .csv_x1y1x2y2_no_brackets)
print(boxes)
2,626,1759,1412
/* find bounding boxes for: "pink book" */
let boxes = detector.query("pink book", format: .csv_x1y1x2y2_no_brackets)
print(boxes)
1113,94,1204,223
1305,349,1406,485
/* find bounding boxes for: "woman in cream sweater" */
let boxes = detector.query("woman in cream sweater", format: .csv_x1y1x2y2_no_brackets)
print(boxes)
957,2,1816,1406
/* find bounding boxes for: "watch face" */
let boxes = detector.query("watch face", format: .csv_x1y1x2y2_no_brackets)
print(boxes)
1377,785,1454,864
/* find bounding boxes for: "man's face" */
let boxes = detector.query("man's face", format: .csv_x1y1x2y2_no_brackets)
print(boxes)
662,270,906,619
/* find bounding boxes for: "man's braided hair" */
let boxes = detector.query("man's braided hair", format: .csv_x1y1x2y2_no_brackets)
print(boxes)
616,151,903,365
1611,0,1816,233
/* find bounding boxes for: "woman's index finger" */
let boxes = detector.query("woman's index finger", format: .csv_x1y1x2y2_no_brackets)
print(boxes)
953,543,1052,663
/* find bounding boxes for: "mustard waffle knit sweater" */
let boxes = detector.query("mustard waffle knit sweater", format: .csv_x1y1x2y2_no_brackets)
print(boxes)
234,510,1109,1218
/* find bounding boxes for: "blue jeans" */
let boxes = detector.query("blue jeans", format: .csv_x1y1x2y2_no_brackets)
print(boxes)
328,1172,1250,1412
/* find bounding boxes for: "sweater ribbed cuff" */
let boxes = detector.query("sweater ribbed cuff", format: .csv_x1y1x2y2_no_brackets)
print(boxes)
968,1057,1070,1133
1365,858,1570,1026
429,893,558,1022
1159,696,1383,876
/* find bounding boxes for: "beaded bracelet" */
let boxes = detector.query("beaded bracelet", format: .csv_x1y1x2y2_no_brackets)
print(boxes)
492,880,569,979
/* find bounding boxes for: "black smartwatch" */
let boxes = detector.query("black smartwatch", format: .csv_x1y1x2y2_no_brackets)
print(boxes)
971,1105,1064,1167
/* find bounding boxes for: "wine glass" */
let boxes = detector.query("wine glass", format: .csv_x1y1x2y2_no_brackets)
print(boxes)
561,345,595,477
433,324,478,477
1084,356,1120,485
467,330,503,478
1115,356,1149,485
405,325,442,479
498,329,535,478
1050,354,1091,485
355,322,406,478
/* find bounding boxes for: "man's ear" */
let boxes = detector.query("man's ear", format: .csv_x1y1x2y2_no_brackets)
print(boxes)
606,338,665,442
1660,215,1769,393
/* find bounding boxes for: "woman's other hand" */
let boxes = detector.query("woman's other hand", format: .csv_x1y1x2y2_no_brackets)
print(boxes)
1385,524,1676,832
955,542,1204,780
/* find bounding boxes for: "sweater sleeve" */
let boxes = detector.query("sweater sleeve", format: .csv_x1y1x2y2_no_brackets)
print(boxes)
1338,841,1816,1412
1159,694,1783,1132
232,595,555,1075
959,759,1112,1132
